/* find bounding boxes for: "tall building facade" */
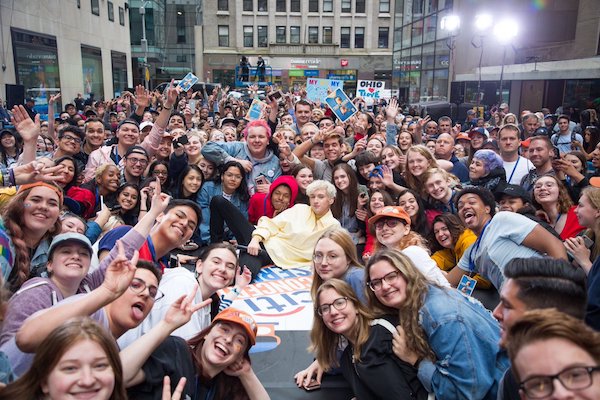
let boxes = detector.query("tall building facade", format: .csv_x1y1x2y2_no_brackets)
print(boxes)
199,0,395,94
393,0,600,112
0,0,132,108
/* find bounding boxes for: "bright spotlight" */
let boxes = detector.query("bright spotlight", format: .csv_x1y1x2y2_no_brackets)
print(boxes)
474,14,493,33
441,15,461,33
493,18,519,44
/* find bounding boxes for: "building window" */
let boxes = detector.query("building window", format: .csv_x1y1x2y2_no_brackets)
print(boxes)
91,0,99,15
309,0,318,12
111,51,127,97
378,27,389,48
308,27,319,44
243,26,254,47
323,26,333,44
258,26,268,47
81,46,104,97
176,54,187,62
218,0,228,11
276,0,286,12
341,27,350,48
290,26,300,44
243,0,253,11
276,26,286,43
355,27,364,48
291,0,300,12
258,0,267,11
218,25,229,47
341,0,351,13
356,0,365,13
323,0,333,12
176,8,186,43
379,0,390,13
107,1,114,21
118,6,124,25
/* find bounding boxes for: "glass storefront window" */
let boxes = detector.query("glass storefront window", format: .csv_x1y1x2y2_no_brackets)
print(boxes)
402,25,412,48
111,51,128,97
434,39,450,69
424,15,437,43
411,19,424,46
422,43,435,69
11,29,61,98
420,70,434,99
81,46,104,97
434,69,449,99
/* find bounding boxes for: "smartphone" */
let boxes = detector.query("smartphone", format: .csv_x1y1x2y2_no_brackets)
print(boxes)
254,174,268,186
177,135,189,145
188,99,197,112
268,90,284,103
110,204,122,212
303,379,321,391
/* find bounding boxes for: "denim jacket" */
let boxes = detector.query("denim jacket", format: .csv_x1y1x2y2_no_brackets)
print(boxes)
416,285,509,400
196,181,248,245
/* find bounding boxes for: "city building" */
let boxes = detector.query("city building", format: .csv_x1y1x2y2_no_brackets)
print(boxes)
392,0,600,113
197,0,395,94
0,0,132,109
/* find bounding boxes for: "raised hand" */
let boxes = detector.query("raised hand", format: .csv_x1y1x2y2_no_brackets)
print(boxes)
162,376,187,400
224,357,252,377
11,105,40,143
134,85,151,109
235,266,252,290
101,241,138,298
385,98,399,121
163,284,212,330
149,180,171,215
13,161,65,185
164,80,178,109
49,93,62,105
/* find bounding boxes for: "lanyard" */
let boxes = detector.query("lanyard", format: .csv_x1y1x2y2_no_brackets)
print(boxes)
468,219,491,273
147,236,169,270
507,157,520,184
112,146,121,165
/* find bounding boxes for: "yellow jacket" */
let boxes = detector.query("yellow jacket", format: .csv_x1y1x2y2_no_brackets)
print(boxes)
431,229,492,289
252,204,341,270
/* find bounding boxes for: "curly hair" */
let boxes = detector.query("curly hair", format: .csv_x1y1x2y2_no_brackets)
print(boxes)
365,249,436,361
532,175,573,214
309,279,377,370
2,186,62,289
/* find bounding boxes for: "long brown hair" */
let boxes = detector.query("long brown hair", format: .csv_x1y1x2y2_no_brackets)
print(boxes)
309,279,377,370
331,163,360,218
0,317,127,400
366,250,436,361
310,228,364,301
1,186,62,288
187,322,252,400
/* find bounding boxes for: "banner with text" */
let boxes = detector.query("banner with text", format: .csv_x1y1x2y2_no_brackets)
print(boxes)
356,80,386,100
306,78,343,103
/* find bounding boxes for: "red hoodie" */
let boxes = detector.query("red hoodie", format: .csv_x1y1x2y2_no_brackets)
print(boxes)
247,175,299,224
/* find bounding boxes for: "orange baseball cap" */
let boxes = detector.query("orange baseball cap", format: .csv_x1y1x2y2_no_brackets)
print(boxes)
213,308,258,345
590,177,600,188
455,132,471,141
368,206,411,226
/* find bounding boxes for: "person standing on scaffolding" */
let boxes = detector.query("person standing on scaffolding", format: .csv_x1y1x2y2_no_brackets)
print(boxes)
256,55,265,83
240,56,251,82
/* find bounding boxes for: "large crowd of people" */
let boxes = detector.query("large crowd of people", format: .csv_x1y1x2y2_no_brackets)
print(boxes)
0,81,598,399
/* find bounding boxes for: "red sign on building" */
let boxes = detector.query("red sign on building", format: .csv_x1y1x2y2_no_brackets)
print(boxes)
340,59,348,67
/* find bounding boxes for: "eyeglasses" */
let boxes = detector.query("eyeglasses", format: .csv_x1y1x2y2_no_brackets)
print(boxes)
374,219,402,230
519,366,600,399
367,270,401,291
129,277,163,300
152,170,168,176
316,297,348,316
60,135,82,144
127,157,148,166
313,253,340,264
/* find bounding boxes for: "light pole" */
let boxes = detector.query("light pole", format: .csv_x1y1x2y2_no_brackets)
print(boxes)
472,14,492,107
440,15,460,103
139,2,149,89
493,18,518,106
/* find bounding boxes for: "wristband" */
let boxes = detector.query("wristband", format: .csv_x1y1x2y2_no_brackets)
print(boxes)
163,104,173,110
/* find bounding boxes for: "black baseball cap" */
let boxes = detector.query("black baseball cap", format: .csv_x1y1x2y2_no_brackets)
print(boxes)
495,184,531,203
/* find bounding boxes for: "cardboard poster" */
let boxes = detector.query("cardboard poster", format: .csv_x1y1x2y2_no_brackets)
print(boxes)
325,88,357,123
306,78,343,102
245,98,267,121
356,80,386,100
177,72,199,92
